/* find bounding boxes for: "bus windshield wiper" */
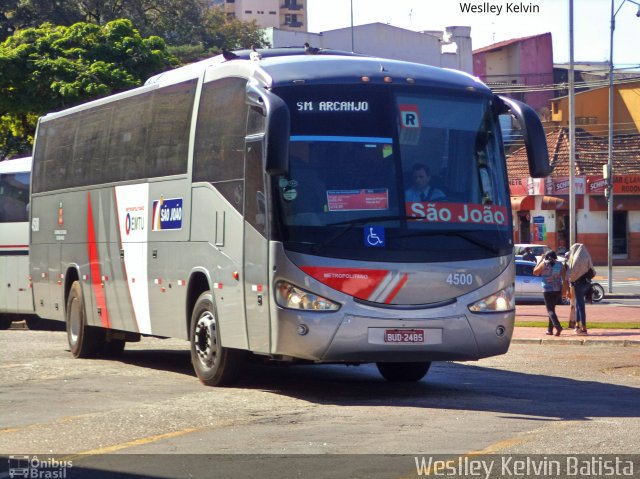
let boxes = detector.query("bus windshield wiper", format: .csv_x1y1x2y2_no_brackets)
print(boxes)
312,215,412,253
397,230,502,255
325,215,415,227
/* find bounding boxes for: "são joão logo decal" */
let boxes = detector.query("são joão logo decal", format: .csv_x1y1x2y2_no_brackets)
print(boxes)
152,197,183,231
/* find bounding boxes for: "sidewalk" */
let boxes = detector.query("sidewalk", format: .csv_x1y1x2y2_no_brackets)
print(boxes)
512,303,640,346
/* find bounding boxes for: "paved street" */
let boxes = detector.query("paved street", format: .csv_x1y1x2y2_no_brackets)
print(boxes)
1,328,639,479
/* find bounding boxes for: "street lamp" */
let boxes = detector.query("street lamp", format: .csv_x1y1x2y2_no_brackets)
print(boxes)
607,0,640,293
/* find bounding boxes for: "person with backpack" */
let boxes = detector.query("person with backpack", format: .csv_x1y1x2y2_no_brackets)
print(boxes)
566,243,595,335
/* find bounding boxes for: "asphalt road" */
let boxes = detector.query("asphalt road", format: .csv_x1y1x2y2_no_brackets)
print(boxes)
1,328,639,479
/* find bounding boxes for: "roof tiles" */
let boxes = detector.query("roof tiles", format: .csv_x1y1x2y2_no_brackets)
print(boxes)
506,128,640,178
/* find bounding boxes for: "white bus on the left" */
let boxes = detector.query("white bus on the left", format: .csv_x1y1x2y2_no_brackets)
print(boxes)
0,156,34,329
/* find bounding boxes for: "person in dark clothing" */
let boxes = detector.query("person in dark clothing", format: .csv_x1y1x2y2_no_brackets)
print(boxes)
533,250,565,336
522,247,536,262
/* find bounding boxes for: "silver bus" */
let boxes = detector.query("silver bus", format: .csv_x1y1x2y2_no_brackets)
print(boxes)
0,156,33,329
29,48,549,385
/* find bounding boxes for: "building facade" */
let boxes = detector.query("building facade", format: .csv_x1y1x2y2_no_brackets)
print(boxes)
212,0,307,32
550,79,640,136
508,128,640,266
265,24,473,74
473,33,554,117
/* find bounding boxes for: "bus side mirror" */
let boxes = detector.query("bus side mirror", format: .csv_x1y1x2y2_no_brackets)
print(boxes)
246,83,290,176
497,96,551,178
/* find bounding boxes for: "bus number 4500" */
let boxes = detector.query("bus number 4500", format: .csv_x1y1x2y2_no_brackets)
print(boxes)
446,273,473,286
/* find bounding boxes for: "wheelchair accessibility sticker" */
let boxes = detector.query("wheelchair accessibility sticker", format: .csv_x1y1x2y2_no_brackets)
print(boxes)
364,225,385,248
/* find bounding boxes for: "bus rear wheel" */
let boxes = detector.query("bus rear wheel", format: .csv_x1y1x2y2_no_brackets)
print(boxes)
376,361,431,382
66,281,104,358
190,292,246,387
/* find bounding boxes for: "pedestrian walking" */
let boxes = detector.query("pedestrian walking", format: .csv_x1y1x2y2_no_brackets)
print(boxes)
533,250,564,336
566,243,595,335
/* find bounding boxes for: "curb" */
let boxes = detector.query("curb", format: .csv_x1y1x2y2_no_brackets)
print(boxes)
603,294,640,300
512,338,640,347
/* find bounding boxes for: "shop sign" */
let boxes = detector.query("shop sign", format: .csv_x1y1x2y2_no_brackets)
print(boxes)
587,175,640,195
544,176,585,195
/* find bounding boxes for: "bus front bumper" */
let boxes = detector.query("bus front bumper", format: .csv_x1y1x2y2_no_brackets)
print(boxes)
271,309,514,363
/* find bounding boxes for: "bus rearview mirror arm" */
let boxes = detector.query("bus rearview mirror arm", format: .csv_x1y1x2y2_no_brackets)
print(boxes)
246,83,290,176
497,96,551,178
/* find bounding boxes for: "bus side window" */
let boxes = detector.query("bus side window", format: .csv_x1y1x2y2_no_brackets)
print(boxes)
194,77,248,185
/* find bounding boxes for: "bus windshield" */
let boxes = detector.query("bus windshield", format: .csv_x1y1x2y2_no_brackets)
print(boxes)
272,85,511,262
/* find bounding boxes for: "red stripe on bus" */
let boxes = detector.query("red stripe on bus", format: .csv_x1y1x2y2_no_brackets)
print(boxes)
87,192,110,328
300,266,389,300
0,244,28,248
384,273,409,304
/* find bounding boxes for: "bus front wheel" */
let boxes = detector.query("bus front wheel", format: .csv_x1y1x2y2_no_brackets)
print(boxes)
190,292,246,387
66,281,104,358
376,361,431,382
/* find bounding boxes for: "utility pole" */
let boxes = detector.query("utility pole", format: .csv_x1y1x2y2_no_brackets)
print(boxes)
569,0,576,248
350,0,355,52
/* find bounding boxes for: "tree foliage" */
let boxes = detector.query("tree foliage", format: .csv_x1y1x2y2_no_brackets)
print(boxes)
1,1,270,51
0,18,176,159
0,1,269,158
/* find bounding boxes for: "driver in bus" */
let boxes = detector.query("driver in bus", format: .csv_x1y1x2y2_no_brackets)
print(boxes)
404,163,446,202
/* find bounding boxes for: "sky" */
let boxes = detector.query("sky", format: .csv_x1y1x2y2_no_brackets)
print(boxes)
306,0,640,69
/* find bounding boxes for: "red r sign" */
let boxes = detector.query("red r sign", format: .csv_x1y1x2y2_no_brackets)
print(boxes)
399,104,420,128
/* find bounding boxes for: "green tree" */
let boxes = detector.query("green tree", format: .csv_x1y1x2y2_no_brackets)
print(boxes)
1,1,270,54
0,18,177,159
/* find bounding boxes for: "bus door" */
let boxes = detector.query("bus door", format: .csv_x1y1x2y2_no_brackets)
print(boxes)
243,139,270,353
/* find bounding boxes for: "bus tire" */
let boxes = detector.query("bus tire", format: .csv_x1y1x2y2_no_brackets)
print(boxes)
190,291,246,387
66,281,104,358
376,361,431,382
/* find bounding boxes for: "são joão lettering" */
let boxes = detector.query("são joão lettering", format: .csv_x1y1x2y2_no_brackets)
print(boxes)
407,202,507,225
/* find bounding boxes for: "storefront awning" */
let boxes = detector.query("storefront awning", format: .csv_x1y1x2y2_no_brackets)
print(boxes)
540,195,565,210
589,195,640,211
540,195,584,210
511,195,583,211
510,195,535,210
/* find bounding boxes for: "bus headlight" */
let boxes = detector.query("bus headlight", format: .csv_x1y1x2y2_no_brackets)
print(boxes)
275,281,340,311
468,284,515,313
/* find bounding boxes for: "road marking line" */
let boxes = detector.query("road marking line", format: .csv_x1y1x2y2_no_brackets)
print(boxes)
62,427,203,461
0,414,96,435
